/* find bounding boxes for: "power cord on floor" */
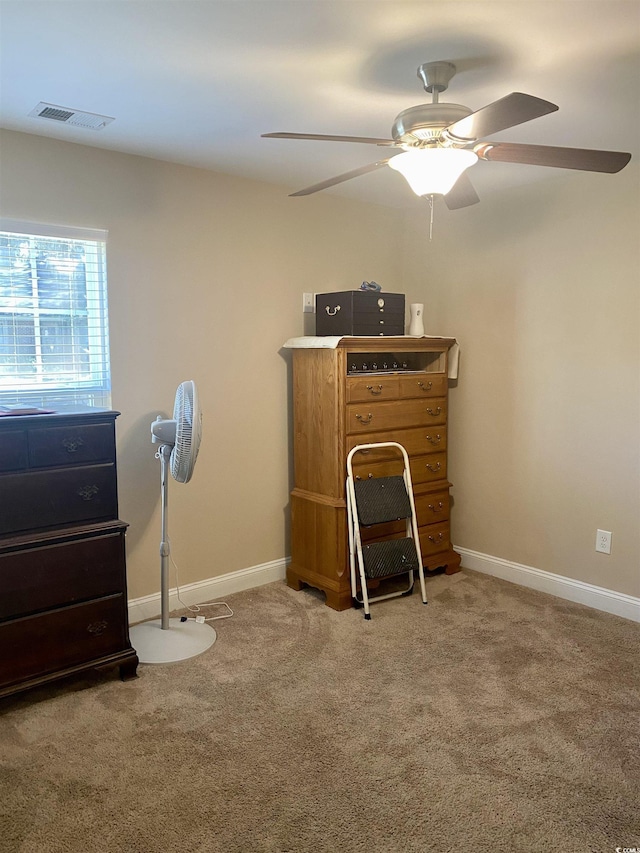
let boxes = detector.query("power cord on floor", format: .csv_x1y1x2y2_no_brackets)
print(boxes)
169,544,234,623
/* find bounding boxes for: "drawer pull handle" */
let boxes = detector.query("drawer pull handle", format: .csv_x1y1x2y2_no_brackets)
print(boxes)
325,305,341,316
355,474,373,481
426,434,441,445
366,384,383,395
428,532,445,544
428,501,444,513
418,381,433,391
426,406,442,416
77,484,99,501
87,620,108,636
426,462,441,473
63,437,84,453
355,413,373,425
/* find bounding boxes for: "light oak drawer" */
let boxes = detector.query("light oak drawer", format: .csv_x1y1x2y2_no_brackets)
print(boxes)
346,398,447,434
351,452,447,486
346,376,400,403
359,526,450,562
346,426,447,460
411,453,448,484
419,522,450,557
398,373,448,399
415,490,450,525
359,490,450,542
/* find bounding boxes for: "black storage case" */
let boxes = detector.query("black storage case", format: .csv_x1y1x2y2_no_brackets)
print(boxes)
315,291,405,336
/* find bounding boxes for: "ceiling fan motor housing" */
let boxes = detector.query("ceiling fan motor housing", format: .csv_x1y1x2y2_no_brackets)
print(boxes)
417,61,457,94
391,103,473,146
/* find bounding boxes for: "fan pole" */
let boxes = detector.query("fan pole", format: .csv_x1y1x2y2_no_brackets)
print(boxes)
159,443,171,630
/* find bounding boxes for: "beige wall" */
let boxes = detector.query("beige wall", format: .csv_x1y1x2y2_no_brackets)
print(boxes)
401,166,640,597
0,129,406,599
1,129,638,603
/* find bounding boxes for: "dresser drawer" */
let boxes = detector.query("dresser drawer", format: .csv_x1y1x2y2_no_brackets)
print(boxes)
346,398,447,434
346,376,400,403
346,426,447,460
419,522,450,557
359,520,450,564
0,594,128,686
351,452,447,486
0,430,28,472
415,489,450,525
410,453,448,484
28,422,115,468
398,373,448,399
0,464,118,535
359,490,450,542
0,529,126,620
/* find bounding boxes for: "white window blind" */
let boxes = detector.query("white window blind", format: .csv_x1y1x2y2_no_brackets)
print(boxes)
0,220,111,408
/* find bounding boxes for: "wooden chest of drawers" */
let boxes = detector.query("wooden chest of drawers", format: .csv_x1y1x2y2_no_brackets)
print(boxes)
0,410,138,699
287,337,460,610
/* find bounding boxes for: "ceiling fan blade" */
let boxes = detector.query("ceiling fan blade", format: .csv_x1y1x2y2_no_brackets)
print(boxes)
444,171,480,210
445,93,558,142
475,142,631,173
262,132,397,146
289,157,396,197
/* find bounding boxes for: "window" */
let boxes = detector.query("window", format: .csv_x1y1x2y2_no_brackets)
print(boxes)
0,220,110,408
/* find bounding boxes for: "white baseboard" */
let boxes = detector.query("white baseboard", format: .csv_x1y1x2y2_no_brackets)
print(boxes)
128,557,288,625
129,548,640,626
455,545,640,623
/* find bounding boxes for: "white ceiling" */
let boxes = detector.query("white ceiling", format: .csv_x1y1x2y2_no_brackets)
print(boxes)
1,0,639,208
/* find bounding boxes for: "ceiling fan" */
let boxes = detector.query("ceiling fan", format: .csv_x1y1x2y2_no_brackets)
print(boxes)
262,61,631,208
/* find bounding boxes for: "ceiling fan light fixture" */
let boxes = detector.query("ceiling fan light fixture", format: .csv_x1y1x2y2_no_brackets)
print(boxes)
388,148,478,196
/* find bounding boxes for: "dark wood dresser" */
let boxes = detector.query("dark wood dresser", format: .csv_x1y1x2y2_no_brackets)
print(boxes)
0,409,138,699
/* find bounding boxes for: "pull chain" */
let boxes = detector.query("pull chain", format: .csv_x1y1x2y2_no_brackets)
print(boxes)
430,194,434,240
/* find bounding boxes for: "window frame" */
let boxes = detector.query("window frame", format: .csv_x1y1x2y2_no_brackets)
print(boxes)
0,219,111,409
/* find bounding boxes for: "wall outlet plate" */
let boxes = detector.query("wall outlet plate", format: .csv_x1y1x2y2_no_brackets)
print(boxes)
302,292,315,313
595,529,612,554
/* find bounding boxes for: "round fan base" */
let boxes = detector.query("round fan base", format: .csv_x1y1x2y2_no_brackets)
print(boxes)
130,618,217,664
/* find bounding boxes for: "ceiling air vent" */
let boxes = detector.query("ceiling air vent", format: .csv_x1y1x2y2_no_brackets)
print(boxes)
28,102,114,130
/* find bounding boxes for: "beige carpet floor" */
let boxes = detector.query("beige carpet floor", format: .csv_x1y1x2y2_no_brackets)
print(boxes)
1,569,639,853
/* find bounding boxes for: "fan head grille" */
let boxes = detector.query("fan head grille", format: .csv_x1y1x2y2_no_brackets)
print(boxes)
170,380,202,483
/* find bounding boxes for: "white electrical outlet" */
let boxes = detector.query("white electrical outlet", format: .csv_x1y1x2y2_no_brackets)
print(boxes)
302,292,314,313
595,529,612,554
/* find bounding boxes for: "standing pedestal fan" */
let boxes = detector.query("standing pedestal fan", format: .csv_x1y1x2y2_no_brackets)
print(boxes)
129,380,217,664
